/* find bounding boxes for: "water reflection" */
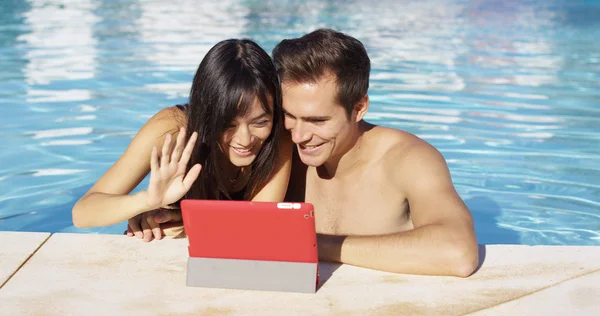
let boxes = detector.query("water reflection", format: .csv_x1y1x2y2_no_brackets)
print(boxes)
19,0,99,85
0,0,598,245
135,0,249,71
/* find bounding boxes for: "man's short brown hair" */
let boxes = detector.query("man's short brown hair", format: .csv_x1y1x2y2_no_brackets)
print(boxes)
272,28,370,117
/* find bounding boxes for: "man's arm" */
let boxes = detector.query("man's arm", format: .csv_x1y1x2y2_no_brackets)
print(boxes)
318,141,479,277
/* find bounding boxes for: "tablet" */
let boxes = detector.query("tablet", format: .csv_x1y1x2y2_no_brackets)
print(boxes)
180,199,319,293
181,200,317,262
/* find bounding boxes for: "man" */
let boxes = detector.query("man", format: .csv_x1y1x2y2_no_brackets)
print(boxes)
271,28,479,277
150,29,478,277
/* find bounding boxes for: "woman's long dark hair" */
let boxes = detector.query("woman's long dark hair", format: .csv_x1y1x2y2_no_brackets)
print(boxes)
182,39,282,200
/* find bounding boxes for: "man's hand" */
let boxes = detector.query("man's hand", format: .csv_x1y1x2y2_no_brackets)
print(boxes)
126,207,185,241
154,208,185,238
126,210,161,242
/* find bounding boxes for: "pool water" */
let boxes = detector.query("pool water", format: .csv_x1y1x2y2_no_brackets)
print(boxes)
1,0,599,245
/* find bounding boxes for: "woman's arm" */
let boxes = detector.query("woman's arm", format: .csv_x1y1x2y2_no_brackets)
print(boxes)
149,128,294,238
72,107,185,228
250,130,294,202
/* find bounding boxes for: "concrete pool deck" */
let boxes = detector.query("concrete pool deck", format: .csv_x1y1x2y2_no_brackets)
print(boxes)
0,232,598,315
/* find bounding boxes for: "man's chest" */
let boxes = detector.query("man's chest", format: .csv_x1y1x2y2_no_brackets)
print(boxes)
305,173,411,235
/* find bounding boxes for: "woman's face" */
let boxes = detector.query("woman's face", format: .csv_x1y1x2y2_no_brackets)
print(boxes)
219,96,274,167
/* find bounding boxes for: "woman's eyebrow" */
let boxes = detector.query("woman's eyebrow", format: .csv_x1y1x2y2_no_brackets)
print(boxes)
251,112,269,120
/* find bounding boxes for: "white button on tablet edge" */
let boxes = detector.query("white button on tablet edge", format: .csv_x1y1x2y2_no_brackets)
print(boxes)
277,203,302,209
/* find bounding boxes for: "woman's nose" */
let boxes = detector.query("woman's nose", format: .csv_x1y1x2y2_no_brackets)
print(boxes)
234,125,253,146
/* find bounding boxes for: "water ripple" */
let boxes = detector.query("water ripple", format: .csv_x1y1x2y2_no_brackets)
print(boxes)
0,0,599,245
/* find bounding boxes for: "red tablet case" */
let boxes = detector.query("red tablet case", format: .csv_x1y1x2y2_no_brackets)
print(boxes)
181,200,319,293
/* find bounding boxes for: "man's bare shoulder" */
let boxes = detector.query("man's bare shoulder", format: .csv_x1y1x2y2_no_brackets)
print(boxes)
362,124,433,162
372,125,456,197
363,124,448,179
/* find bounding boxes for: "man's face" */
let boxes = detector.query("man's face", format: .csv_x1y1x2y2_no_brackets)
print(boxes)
282,76,354,167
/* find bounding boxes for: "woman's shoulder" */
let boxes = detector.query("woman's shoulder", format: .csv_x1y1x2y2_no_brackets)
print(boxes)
135,105,188,143
150,104,187,126
174,103,188,112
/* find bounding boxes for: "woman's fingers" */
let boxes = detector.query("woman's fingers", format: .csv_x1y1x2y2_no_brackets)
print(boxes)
183,164,202,192
148,129,197,208
170,127,186,164
179,131,197,168
150,146,159,173
183,164,202,190
160,133,172,168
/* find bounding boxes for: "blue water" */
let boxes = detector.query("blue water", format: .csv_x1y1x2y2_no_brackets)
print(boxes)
1,0,599,245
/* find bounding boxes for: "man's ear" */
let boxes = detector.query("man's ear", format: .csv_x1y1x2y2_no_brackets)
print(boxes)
353,94,369,122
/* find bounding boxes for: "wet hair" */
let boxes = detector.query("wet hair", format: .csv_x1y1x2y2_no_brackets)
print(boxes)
272,28,370,117
183,39,282,200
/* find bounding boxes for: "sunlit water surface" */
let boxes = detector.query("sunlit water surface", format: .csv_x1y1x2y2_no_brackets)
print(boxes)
1,0,599,245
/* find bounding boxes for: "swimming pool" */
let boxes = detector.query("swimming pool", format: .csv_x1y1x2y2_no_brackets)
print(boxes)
1,0,599,245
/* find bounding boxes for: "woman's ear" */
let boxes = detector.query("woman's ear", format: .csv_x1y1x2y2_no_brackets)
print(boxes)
353,94,369,122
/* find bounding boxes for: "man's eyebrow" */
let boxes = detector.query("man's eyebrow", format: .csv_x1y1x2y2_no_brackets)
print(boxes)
283,110,330,121
282,109,294,117
304,116,331,121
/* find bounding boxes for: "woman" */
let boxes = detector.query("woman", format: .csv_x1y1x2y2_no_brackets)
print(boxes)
72,39,292,242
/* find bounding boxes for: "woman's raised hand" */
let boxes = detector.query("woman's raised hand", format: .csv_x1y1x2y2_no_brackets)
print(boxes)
146,127,201,209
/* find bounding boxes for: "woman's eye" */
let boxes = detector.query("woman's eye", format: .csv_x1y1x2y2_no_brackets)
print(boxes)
254,120,269,126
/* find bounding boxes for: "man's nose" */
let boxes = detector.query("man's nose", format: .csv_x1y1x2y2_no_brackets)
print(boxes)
291,121,311,144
